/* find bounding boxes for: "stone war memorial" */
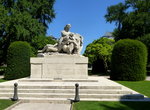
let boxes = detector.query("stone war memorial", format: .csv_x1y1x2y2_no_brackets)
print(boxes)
30,24,88,79
0,25,146,109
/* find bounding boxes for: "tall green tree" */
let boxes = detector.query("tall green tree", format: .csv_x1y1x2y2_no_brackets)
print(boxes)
84,37,115,73
0,0,56,64
137,34,150,64
105,3,128,31
105,0,150,41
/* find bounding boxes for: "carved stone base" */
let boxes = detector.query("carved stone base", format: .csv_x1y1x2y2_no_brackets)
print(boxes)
30,55,88,79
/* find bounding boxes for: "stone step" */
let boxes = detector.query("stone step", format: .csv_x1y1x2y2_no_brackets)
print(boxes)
19,79,98,82
0,85,122,90
0,93,144,99
0,97,10,99
0,89,132,94
79,98,148,101
22,97,145,102
0,97,146,102
0,97,71,104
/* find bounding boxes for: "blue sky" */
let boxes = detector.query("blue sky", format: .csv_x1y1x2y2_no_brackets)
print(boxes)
47,0,124,54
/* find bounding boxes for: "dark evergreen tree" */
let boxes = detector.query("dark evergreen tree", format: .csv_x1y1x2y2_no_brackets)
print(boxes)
0,0,56,64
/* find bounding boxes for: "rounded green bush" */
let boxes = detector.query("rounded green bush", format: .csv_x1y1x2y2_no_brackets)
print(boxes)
5,41,31,80
111,39,147,81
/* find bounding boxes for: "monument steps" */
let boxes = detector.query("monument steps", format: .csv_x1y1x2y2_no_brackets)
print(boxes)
0,89,132,94
0,77,146,102
0,93,144,100
0,84,144,101
0,85,122,89
19,79,98,82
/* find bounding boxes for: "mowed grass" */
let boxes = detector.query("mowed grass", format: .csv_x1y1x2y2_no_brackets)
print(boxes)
73,101,150,110
116,81,150,97
0,79,15,109
73,80,150,110
0,100,16,110
0,78,6,83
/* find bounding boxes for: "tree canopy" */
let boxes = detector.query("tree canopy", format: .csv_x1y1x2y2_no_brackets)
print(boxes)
137,34,150,64
31,35,57,55
0,0,56,64
84,37,115,72
105,0,150,41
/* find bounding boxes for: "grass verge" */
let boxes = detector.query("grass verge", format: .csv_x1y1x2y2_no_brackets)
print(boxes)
0,100,16,110
73,101,150,110
116,81,150,97
0,78,7,83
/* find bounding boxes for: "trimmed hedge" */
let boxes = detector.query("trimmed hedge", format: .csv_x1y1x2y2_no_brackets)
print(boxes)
111,39,147,81
5,41,31,80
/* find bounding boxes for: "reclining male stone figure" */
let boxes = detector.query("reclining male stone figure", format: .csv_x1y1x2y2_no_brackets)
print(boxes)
39,24,83,56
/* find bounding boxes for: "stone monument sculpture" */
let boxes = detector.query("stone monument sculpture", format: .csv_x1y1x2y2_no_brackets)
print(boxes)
30,24,88,79
38,24,83,56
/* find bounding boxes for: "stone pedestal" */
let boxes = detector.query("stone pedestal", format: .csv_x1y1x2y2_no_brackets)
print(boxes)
30,55,88,79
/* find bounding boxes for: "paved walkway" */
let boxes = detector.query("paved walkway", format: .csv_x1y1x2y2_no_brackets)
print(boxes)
146,76,150,81
7,103,71,110
0,75,4,79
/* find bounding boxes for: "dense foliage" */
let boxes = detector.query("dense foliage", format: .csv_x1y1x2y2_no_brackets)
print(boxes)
137,34,150,64
84,37,114,73
111,39,147,81
0,67,6,75
0,0,56,64
5,41,31,80
105,0,150,41
31,35,57,55
31,36,56,49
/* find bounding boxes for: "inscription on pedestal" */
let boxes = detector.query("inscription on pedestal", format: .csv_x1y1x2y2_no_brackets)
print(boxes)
30,55,88,79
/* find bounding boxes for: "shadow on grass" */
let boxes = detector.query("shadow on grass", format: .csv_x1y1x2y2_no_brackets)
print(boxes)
73,101,150,110
98,102,150,110
121,101,150,110
98,103,129,110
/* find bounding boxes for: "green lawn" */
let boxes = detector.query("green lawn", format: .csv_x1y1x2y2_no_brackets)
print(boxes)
73,80,150,110
0,78,7,83
0,79,15,109
73,101,150,110
117,81,150,97
0,100,16,110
